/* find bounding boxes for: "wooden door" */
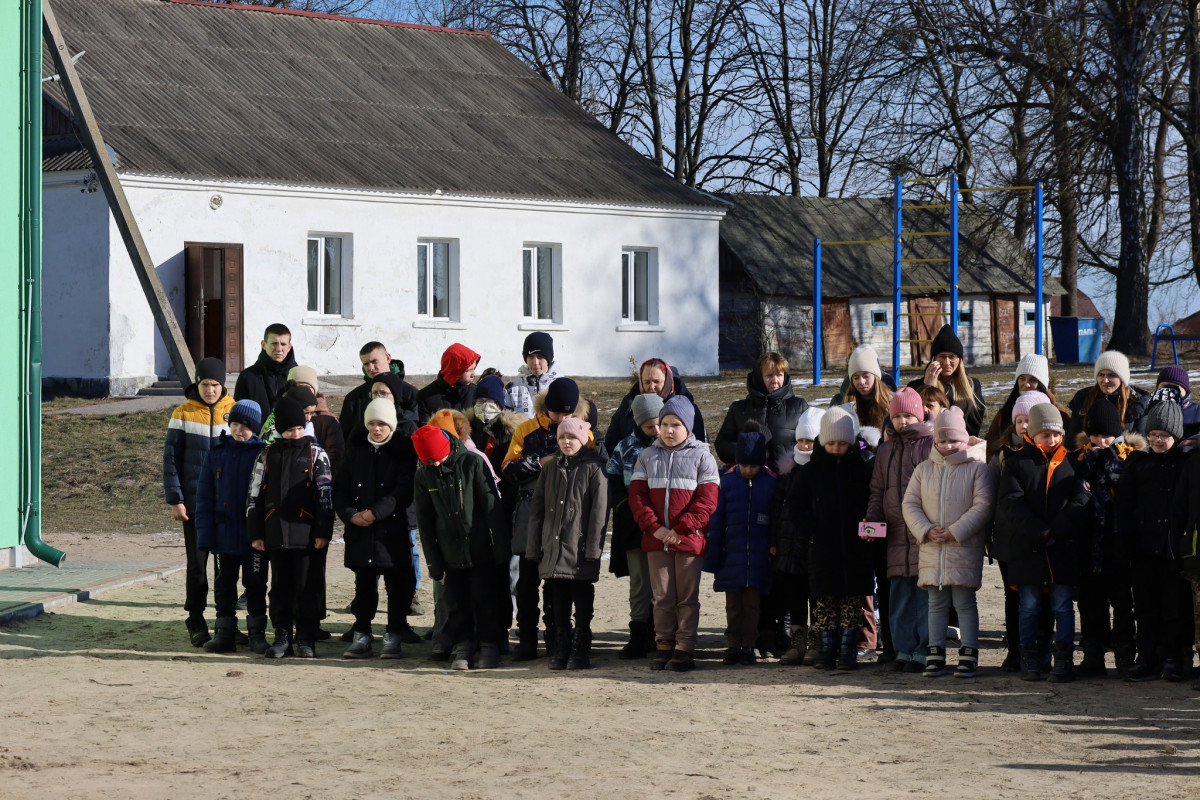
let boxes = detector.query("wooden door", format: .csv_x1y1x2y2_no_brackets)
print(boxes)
992,296,1018,364
908,296,943,365
821,300,852,368
184,242,244,374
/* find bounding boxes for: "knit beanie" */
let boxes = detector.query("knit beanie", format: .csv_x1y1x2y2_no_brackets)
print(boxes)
412,425,452,464
370,372,406,399
930,324,964,359
195,356,225,385
846,345,882,379
1028,403,1063,436
660,395,696,433
632,393,665,426
734,431,767,465
285,385,317,409
819,406,858,444
1094,350,1131,386
795,406,825,441
1012,391,1051,423
1157,365,1190,395
229,398,262,431
273,396,307,433
288,365,319,392
1084,398,1122,437
934,406,969,443
364,397,398,430
475,374,506,408
1145,399,1184,440
888,387,923,420
544,377,579,414
1014,353,1050,390
522,331,554,365
556,416,590,444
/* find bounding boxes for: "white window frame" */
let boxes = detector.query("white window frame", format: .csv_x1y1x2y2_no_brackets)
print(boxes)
306,233,352,318
416,238,460,322
522,243,563,324
619,247,659,326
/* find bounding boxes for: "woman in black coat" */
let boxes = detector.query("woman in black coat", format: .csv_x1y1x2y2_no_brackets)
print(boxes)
714,352,809,472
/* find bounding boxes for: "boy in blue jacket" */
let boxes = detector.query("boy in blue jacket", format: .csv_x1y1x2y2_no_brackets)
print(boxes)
705,429,776,665
194,399,268,653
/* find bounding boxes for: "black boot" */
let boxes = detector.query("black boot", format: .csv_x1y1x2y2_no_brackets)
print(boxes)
1113,641,1136,678
265,628,293,659
396,622,424,645
836,628,857,671
566,627,592,670
1076,641,1107,678
246,615,270,655
343,631,375,659
1020,644,1042,681
953,646,979,678
477,642,501,669
923,645,947,677
999,647,1022,672
381,632,405,659
816,631,837,670
548,628,572,670
619,622,649,660
186,615,211,648
779,626,808,666
1048,643,1075,683
650,640,675,671
204,616,238,653
1126,659,1162,682
513,629,539,661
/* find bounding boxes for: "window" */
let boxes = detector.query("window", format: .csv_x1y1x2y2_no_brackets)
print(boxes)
621,248,657,324
958,308,973,326
871,309,888,326
523,245,556,321
307,234,348,316
1024,308,1037,325
417,240,455,319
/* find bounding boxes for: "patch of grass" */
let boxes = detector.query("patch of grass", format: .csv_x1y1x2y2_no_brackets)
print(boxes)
41,396,125,412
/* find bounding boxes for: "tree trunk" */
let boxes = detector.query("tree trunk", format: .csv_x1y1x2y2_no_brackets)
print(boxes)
1187,0,1200,290
1049,78,1080,317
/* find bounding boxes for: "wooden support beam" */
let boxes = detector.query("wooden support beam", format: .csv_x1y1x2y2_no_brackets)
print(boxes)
43,0,196,385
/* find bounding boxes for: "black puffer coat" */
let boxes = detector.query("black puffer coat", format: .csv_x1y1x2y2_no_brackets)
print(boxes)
769,469,807,579
245,436,335,550
1065,385,1151,441
604,367,706,452
335,429,417,570
714,371,809,470
417,377,477,424
794,444,874,597
1170,446,1200,575
234,348,297,419
1117,445,1186,560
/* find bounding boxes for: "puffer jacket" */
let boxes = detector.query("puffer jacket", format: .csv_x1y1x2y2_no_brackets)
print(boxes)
526,447,607,581
468,407,523,478
1065,384,1151,441
1074,437,1141,575
1119,444,1189,560
414,435,510,581
714,371,809,471
604,366,706,452
417,344,481,423
769,469,807,577
605,427,654,576
505,364,562,419
334,429,417,571
629,434,720,555
234,347,297,420
704,466,776,593
992,438,1091,587
866,419,934,578
794,442,874,597
194,432,265,555
1170,443,1200,574
163,383,235,512
902,438,993,590
245,435,335,550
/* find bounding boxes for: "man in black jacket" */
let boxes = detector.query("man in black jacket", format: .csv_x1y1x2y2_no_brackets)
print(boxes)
234,323,296,417
338,341,419,438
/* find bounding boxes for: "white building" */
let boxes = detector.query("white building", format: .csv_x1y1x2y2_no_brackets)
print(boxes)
42,0,724,396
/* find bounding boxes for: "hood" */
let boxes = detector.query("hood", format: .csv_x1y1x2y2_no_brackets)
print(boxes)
932,436,987,465
532,390,595,425
746,370,795,404
561,447,607,469
466,406,524,436
651,432,706,453
516,363,560,384
896,419,934,442
440,344,481,385
362,359,407,383
214,431,263,451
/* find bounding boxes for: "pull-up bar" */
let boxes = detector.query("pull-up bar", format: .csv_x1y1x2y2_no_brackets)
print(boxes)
812,237,895,385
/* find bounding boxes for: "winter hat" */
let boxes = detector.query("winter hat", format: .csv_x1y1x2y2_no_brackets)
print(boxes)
1084,398,1123,437
859,426,882,450
819,406,858,444
1014,353,1050,390
364,397,397,430
288,365,319,392
1145,399,1184,440
440,343,481,385
1157,365,1190,395
286,385,317,409
1012,391,1051,424
412,425,452,464
544,377,579,414
659,395,696,433
795,407,826,441
1094,350,1131,386
930,324,964,359
734,431,768,465
1027,403,1064,436
273,396,307,433
888,387,924,420
522,331,555,365
429,409,462,439
475,374,507,408
556,416,590,443
632,393,665,426
195,357,226,385
229,398,262,431
370,372,407,398
846,345,882,379
934,406,969,443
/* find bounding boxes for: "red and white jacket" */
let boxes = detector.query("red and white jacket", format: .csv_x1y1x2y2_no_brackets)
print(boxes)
629,435,720,556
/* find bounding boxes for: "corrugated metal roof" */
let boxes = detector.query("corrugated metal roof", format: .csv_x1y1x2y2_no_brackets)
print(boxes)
43,0,720,209
719,194,1063,298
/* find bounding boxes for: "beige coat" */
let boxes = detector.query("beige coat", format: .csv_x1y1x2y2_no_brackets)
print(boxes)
901,437,994,590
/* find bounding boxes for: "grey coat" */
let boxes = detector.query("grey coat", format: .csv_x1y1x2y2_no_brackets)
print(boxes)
526,448,608,581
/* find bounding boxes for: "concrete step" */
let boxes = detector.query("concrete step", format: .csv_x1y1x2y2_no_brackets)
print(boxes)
137,380,183,397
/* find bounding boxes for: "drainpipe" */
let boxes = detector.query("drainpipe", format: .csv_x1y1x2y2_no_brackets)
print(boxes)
21,0,64,566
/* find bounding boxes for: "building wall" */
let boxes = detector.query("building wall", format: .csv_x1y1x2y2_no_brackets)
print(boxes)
45,174,723,390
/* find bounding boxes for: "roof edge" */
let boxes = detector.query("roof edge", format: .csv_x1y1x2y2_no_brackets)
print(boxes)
164,0,491,36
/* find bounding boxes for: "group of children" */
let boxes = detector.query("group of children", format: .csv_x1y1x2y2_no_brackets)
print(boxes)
164,325,1200,688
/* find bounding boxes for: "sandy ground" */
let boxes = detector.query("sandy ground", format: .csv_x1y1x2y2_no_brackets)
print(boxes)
1,531,1198,799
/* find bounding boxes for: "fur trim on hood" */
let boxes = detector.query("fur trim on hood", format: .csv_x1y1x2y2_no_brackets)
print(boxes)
1074,430,1150,452
533,389,596,426
465,406,525,436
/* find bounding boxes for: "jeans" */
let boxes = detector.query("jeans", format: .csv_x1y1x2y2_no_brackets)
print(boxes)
888,576,929,663
410,528,421,592
928,585,979,650
1018,584,1074,648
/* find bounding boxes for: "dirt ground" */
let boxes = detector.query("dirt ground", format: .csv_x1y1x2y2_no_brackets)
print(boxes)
2,531,1198,799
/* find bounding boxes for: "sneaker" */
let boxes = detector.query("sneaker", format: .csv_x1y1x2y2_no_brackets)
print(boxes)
923,646,947,677
650,642,675,672
397,623,424,645
408,596,427,616
343,632,375,659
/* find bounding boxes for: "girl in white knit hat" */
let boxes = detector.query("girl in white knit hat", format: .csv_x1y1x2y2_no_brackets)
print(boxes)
984,354,1069,453
833,344,893,430
1064,350,1151,442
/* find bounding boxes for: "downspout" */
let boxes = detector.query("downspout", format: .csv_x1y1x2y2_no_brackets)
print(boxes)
20,0,64,566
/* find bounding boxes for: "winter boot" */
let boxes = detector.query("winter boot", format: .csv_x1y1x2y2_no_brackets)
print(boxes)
380,632,405,659
780,626,809,666
721,647,741,665
836,628,858,671
295,639,316,659
739,646,757,666
816,631,837,670
1162,658,1187,683
234,628,250,646
1126,659,1161,682
1075,641,1107,678
343,631,375,659
619,622,650,660
923,646,947,677
246,615,270,655
477,642,501,669
265,628,293,659
513,628,539,661
1113,641,1136,678
548,629,572,671
999,648,1021,672
953,646,979,678
186,615,211,648
801,628,820,667
1048,643,1075,683
566,627,592,670
666,648,695,672
396,622,424,645
650,640,675,671
450,640,472,670
204,616,238,654
1020,644,1042,681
